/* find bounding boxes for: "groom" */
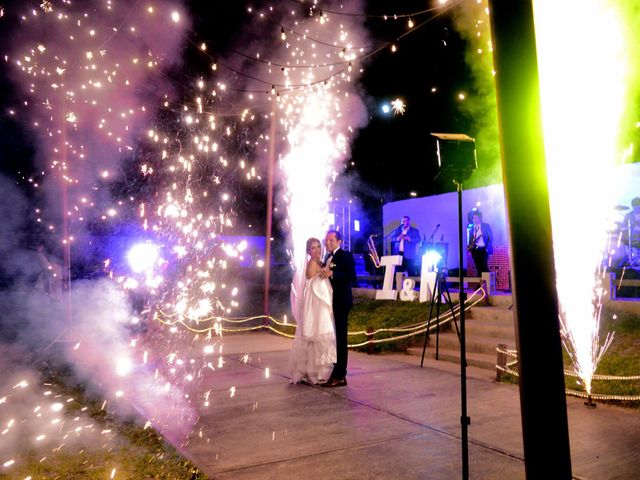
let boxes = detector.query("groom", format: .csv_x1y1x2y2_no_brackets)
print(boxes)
322,229,356,387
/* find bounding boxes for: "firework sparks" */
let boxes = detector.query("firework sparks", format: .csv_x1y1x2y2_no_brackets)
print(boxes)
391,98,406,115
6,0,188,239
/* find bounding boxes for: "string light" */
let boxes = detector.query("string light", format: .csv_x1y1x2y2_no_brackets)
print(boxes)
496,347,640,402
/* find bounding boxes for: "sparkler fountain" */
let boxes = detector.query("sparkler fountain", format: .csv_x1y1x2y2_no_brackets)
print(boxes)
259,2,368,315
490,0,633,476
533,0,628,406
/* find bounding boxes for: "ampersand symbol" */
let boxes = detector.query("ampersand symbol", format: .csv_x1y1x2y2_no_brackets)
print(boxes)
399,278,417,301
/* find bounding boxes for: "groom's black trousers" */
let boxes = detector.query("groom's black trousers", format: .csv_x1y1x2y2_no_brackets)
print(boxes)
328,248,355,380
333,305,351,379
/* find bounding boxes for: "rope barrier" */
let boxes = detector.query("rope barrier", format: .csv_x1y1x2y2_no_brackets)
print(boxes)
496,346,640,382
155,286,487,345
496,349,640,401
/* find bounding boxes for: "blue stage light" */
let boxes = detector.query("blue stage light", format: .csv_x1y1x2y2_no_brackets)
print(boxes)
127,242,159,273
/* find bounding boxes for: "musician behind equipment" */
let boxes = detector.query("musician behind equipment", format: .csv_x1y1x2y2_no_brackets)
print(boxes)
391,215,421,276
468,210,493,274
623,197,640,247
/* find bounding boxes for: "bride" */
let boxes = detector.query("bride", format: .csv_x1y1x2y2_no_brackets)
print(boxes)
289,237,337,384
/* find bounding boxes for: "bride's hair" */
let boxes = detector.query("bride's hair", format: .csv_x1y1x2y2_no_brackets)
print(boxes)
306,237,321,253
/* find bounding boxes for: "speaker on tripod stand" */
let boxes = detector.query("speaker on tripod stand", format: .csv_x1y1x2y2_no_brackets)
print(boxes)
428,132,477,479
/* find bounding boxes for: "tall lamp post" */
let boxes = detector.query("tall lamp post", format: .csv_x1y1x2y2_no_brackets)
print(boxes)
263,100,277,317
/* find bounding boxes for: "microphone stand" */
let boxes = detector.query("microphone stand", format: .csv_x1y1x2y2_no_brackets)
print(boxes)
427,225,440,246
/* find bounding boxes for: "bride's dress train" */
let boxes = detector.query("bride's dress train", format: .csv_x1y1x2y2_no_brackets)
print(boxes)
290,275,337,384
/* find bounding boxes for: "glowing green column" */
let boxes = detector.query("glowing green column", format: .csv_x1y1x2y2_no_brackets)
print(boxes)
487,1,572,477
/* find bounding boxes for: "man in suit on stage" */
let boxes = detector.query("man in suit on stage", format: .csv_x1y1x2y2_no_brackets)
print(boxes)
391,215,421,276
322,229,356,387
468,210,493,274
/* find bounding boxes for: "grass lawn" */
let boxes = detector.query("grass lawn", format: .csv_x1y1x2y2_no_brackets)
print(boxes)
347,296,447,352
564,307,640,408
1,346,207,480
273,294,448,352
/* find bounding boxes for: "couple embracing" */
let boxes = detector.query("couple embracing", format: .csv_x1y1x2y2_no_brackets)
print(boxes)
290,230,356,387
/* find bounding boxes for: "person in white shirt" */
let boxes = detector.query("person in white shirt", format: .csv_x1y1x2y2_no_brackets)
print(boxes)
468,211,493,274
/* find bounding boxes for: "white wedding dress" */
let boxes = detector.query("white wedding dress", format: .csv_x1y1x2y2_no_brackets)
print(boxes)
289,273,337,384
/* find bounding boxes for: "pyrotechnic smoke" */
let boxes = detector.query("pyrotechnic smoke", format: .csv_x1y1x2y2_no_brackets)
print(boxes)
0,275,197,428
0,362,123,472
0,174,43,291
0,279,197,471
3,0,189,251
64,279,198,439
450,0,501,188
616,1,640,165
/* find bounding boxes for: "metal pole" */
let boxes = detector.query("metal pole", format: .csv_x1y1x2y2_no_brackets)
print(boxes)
44,96,73,351
456,180,469,480
61,113,72,341
348,203,352,251
488,1,572,478
263,101,276,317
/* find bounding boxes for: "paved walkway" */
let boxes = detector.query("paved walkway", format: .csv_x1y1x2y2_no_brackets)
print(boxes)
175,332,640,480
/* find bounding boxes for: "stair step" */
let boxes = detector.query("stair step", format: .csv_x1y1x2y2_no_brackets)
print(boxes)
448,292,513,308
465,319,515,341
485,294,514,308
467,306,514,322
407,346,498,371
426,332,513,355
406,296,516,372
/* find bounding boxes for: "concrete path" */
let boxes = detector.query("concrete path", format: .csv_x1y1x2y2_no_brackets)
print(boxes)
177,332,640,480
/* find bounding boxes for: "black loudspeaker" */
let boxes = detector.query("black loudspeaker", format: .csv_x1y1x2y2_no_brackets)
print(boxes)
431,133,477,182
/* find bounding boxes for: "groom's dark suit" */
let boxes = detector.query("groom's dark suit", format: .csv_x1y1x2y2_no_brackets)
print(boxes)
326,247,356,380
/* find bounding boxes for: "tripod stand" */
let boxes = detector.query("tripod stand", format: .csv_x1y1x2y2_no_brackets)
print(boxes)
430,132,476,479
420,270,461,365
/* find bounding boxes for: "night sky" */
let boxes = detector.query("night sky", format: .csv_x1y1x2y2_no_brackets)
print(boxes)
182,0,485,207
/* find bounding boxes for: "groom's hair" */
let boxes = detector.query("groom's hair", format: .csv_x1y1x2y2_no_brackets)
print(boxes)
327,229,342,241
